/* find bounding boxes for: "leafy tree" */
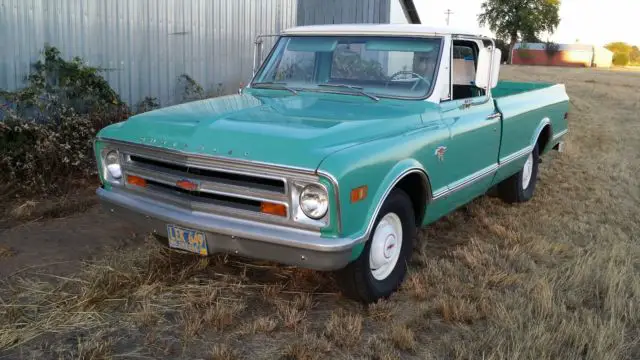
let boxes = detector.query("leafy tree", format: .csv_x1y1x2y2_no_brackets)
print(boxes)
493,39,511,63
629,46,640,64
612,53,630,66
605,42,635,66
478,0,561,62
605,42,632,55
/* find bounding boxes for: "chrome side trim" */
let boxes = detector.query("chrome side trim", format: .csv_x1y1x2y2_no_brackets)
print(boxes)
430,144,534,202
431,187,448,200
552,129,568,141
486,112,502,120
361,168,430,240
432,163,498,201
499,146,534,166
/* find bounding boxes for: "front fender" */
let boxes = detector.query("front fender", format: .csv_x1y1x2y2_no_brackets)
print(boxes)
318,127,447,260
362,160,429,238
325,157,430,261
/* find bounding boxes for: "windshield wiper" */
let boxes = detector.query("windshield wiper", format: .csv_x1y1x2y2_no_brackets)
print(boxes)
317,84,380,101
251,82,298,95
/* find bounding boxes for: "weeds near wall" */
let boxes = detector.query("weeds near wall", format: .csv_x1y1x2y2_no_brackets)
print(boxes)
176,74,226,103
0,46,130,198
135,97,160,114
177,74,206,102
1,46,232,200
0,45,128,122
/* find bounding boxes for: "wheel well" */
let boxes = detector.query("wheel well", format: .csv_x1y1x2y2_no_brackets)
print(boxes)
537,125,552,155
394,172,430,226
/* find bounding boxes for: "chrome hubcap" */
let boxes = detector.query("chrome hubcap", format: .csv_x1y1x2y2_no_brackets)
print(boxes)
522,152,534,189
369,213,403,281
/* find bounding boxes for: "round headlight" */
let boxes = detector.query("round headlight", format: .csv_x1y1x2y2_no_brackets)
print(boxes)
299,185,329,220
105,151,122,180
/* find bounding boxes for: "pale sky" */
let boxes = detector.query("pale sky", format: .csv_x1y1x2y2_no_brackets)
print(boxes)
413,0,639,46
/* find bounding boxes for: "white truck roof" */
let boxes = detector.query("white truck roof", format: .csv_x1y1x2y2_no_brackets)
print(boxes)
282,24,488,39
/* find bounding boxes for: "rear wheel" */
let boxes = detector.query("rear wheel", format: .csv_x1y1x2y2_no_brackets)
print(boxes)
336,189,416,303
498,144,540,203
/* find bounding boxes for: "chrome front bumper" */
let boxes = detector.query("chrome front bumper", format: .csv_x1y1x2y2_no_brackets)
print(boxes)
97,187,360,270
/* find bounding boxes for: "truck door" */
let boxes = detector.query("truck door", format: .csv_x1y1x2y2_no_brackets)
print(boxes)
433,41,501,208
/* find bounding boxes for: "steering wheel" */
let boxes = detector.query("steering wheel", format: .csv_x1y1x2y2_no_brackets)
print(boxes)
386,71,430,91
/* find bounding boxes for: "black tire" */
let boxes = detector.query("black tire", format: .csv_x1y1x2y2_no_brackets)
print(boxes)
498,143,540,204
336,189,416,303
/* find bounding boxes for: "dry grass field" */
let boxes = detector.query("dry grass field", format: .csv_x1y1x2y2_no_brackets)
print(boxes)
1,65,639,359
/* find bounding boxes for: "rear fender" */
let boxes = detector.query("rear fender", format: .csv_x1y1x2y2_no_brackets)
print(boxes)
531,117,552,152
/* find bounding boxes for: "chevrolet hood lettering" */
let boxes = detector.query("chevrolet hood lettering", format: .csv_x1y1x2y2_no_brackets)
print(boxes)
98,92,437,170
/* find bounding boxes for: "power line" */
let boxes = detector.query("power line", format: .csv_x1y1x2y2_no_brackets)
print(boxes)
444,9,454,26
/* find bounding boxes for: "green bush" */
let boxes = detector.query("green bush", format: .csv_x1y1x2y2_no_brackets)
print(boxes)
0,46,129,198
612,53,630,66
1,45,128,121
1,45,228,198
1,109,89,195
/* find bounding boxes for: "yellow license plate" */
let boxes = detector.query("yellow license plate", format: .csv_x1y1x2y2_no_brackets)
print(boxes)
167,225,208,256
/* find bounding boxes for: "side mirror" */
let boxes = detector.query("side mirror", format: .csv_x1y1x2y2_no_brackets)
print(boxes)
253,34,280,75
253,39,264,76
475,48,502,89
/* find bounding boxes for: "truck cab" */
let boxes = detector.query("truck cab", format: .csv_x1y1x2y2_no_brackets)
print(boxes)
95,24,569,303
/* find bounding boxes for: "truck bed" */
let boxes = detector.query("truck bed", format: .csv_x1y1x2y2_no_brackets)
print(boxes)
491,80,569,186
492,81,555,98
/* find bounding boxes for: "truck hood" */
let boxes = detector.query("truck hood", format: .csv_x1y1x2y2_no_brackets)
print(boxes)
98,91,436,170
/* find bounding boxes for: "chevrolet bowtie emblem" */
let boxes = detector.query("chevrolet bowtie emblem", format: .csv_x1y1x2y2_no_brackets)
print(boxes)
176,179,199,191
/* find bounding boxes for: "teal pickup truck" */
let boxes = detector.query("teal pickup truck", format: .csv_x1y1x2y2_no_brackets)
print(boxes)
95,24,569,303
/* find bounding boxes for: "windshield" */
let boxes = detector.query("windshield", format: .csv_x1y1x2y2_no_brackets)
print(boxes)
252,36,442,99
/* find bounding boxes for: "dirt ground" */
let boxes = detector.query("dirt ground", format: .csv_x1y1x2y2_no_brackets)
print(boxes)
1,66,639,359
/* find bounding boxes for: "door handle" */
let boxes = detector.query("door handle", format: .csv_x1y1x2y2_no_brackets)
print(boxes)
486,113,502,120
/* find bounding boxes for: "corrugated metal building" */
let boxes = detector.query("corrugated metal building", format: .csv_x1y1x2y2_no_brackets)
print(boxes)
0,0,419,106
511,42,614,68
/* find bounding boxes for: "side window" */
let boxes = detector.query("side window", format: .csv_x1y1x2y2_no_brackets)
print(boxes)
452,45,477,87
452,42,484,100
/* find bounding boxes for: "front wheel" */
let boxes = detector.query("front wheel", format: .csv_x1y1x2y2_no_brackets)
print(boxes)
498,144,540,203
336,189,416,303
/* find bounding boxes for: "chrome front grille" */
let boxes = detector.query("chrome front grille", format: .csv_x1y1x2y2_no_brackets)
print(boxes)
127,155,286,194
117,146,301,226
100,139,330,231
145,179,264,213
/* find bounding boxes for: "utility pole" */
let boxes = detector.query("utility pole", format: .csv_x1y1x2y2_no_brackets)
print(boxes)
444,9,454,26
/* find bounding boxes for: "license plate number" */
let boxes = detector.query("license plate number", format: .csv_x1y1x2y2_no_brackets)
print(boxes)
167,225,208,256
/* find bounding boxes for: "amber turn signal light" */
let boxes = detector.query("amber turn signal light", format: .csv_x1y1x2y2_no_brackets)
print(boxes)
127,175,147,188
260,202,287,217
350,185,368,203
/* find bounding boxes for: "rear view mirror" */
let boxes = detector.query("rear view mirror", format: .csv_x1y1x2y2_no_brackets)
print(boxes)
253,34,280,75
475,48,502,89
